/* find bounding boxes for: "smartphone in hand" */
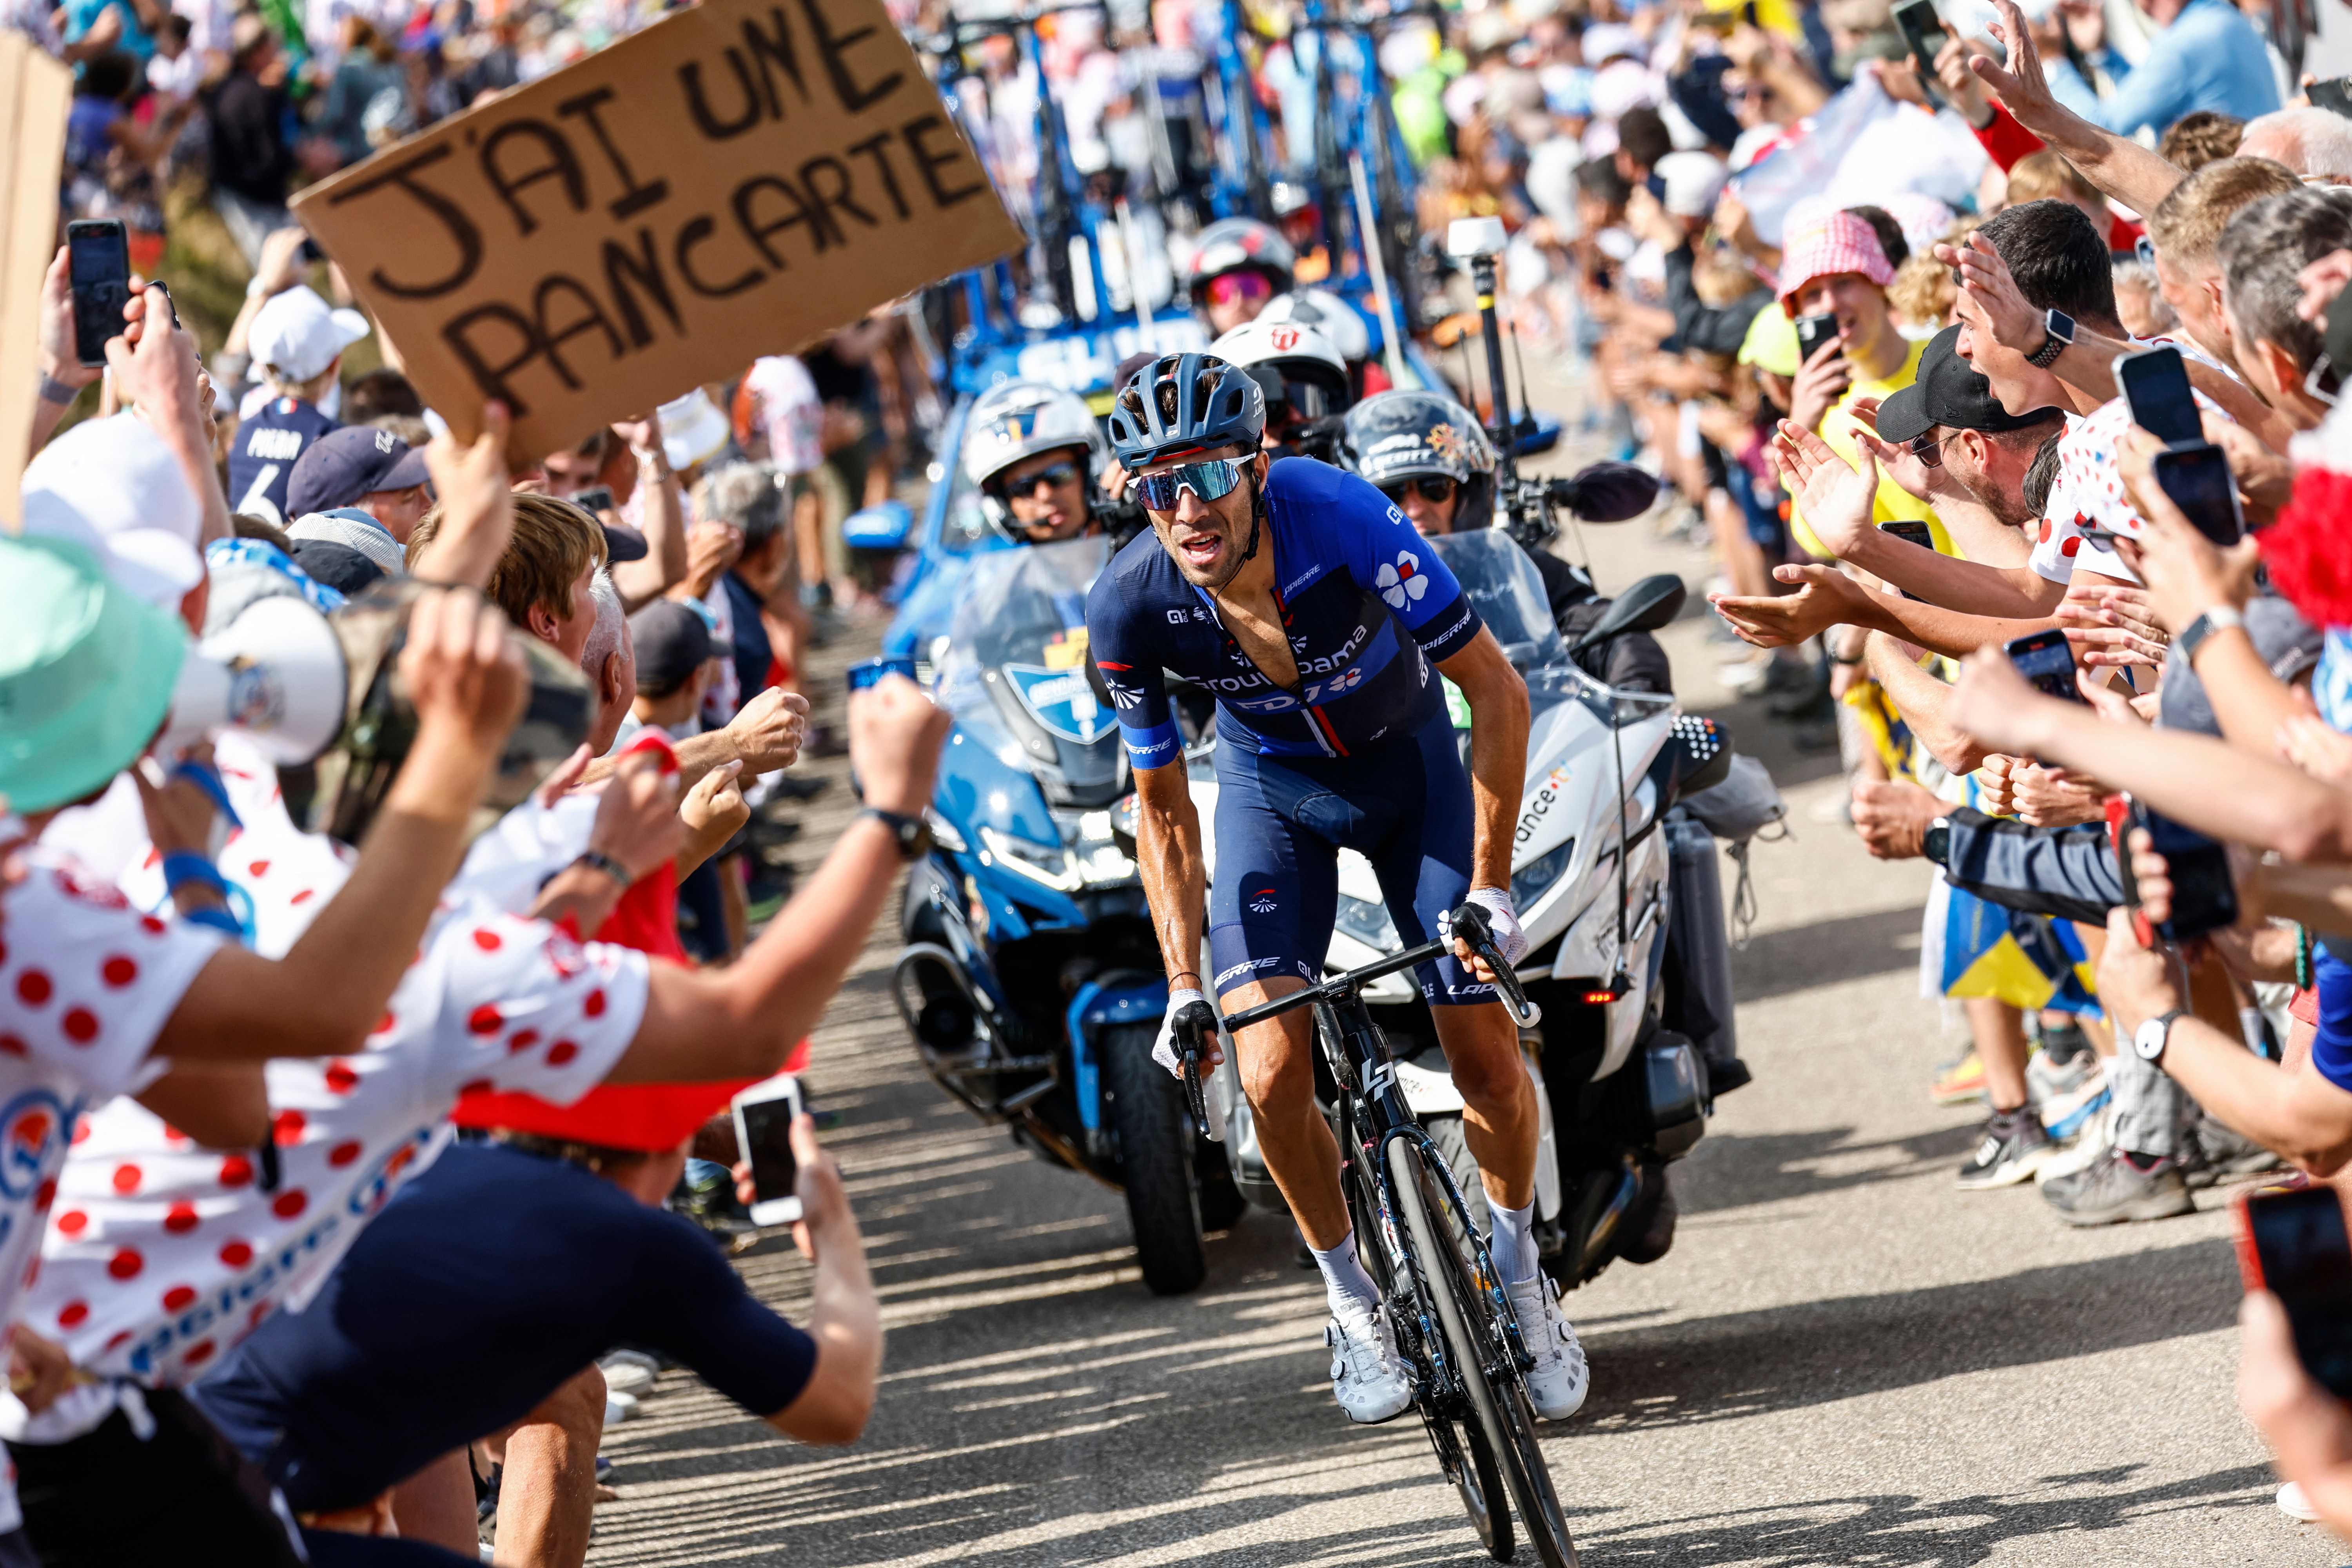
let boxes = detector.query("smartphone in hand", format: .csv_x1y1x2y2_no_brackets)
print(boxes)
2311,76,2352,120
66,219,131,368
2003,628,2086,704
2125,797,2239,943
1877,519,1935,601
2151,443,2246,547
1892,0,1948,89
1794,312,1839,365
2238,1183,2352,1402
2114,345,2202,449
731,1074,806,1227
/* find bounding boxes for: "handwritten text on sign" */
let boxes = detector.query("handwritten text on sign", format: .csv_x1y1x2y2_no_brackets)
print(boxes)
293,0,1021,458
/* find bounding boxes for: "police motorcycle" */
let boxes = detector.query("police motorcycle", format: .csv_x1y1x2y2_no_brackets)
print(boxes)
1193,385,1764,1292
886,384,1237,1297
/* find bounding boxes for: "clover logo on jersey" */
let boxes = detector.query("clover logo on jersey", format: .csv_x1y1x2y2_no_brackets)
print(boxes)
1377,551,1429,610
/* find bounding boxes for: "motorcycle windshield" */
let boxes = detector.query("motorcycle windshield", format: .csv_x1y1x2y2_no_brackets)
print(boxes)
936,535,1125,804
1425,531,1572,671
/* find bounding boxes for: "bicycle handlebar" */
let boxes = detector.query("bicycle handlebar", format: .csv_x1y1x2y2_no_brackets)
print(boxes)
1216,906,1541,1034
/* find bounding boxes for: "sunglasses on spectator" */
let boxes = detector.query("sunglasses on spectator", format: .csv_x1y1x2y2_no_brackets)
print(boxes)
1132,456,1250,512
1908,431,1945,469
987,459,1081,501
1203,272,1274,308
1380,475,1457,505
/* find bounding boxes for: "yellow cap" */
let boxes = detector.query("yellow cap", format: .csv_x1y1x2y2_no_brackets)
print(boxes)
1737,302,1799,378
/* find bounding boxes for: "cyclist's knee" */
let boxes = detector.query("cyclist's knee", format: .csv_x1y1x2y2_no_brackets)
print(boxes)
1232,1014,1313,1114
1438,1014,1529,1113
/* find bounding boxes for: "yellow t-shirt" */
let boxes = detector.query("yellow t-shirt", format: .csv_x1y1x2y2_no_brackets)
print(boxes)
1787,335,1951,560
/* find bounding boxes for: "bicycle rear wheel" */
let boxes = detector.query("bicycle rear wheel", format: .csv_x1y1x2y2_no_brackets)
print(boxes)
1343,1131,1508,1561
1388,1134,1579,1568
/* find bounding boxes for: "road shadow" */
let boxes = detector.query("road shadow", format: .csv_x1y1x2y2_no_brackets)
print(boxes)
1725,907,1923,1003
1579,1463,2281,1566
1672,1123,1982,1216
1577,1238,2241,1436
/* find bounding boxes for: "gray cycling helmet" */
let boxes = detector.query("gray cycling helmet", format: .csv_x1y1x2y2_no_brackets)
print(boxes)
1107,353,1266,470
1346,390,1497,529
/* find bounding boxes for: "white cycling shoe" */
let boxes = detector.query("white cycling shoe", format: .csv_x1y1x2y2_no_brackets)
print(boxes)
1504,1271,1590,1421
1327,1299,1414,1423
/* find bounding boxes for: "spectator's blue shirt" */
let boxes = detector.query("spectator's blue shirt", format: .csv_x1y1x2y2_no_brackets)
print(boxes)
1085,457,1483,770
228,397,339,528
2312,942,2352,1096
62,0,151,58
2086,0,2278,135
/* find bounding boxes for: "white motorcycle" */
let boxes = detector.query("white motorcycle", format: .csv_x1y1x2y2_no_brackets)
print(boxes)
1192,530,1766,1288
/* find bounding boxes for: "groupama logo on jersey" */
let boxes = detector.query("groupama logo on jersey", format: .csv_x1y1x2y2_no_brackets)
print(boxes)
1376,550,1430,611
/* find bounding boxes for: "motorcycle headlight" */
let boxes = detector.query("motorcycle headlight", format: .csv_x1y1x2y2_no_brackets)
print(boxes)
1334,894,1399,949
979,825,1079,892
925,809,967,854
1511,838,1575,911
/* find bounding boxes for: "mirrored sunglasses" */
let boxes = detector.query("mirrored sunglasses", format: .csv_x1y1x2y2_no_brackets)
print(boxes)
1204,272,1274,307
1132,456,1249,512
987,459,1081,501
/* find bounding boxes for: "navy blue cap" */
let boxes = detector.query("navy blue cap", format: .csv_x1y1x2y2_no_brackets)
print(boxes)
286,425,432,518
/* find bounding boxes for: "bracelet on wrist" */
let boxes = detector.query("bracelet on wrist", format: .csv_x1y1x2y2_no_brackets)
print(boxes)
570,850,635,889
36,373,83,407
161,851,229,897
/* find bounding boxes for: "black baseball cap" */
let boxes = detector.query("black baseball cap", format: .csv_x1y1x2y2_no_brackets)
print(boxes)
286,425,431,517
1877,325,2062,444
628,599,715,697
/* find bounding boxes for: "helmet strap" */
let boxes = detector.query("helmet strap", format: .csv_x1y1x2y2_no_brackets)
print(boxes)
1210,463,1265,592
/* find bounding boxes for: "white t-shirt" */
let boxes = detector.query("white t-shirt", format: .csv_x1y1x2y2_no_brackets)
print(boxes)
25,806,652,1387
0,854,224,1336
2031,338,2232,586
743,356,824,476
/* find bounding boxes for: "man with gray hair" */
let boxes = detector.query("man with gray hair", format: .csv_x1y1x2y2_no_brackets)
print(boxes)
579,568,637,755
2219,186,2352,431
2238,107,2352,182
697,462,807,718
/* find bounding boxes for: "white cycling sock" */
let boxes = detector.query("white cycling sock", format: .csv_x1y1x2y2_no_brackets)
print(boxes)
1488,1196,1538,1283
1310,1232,1381,1316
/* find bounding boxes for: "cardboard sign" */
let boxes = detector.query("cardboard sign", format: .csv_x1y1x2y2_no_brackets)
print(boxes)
293,0,1022,461
0,35,71,530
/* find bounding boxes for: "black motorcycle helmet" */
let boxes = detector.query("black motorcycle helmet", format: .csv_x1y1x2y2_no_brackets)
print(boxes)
1345,390,1497,529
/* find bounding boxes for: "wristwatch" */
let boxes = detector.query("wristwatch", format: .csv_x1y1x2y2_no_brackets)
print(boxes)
861,807,933,862
1922,817,1952,867
2132,1007,2188,1068
2027,308,2076,369
2176,605,2245,665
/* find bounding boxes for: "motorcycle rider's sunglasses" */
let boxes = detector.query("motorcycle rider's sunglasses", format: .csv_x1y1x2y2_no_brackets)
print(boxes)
1131,455,1250,512
987,459,1081,501
1204,272,1273,308
1380,475,1457,505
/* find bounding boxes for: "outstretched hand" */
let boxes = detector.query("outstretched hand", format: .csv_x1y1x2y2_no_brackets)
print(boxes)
1773,419,1880,559
1710,562,1875,647
1972,0,2058,127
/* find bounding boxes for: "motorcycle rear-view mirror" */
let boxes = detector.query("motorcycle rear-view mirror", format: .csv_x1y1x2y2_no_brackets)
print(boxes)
1569,573,1688,653
1511,414,1561,457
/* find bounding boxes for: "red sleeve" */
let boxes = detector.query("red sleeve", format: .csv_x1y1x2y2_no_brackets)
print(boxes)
1971,103,2045,172
2109,214,2145,253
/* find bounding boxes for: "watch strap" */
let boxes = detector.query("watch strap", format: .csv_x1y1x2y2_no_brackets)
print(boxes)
2177,605,2245,664
570,850,634,889
2140,1007,2187,1065
860,807,931,861
2027,320,2068,368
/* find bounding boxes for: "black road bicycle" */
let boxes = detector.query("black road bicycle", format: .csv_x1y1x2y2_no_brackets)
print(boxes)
1176,904,1578,1567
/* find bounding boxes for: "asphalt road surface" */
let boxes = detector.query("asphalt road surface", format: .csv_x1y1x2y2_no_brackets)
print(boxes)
581,396,2339,1568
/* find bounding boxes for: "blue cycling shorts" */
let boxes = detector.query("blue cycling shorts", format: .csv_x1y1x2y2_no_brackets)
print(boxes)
1207,710,1493,1008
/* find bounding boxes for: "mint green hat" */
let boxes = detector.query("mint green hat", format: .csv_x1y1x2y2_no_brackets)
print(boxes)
0,534,188,813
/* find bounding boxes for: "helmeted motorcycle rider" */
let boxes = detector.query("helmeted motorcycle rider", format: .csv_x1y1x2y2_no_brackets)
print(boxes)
1185,216,1297,335
1085,352,1590,1428
1345,390,1672,695
1208,318,1355,466
1261,286,1391,398
964,379,1118,546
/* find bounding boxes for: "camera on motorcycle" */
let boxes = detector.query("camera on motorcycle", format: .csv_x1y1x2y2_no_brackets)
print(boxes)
1568,573,1687,653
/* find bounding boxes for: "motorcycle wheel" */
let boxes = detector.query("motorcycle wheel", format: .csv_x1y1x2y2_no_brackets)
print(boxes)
1196,1145,1248,1233
1105,1023,1209,1295
1424,1114,1492,1251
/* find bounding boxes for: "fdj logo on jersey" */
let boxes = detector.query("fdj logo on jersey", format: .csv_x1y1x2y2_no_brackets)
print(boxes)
1248,887,1278,914
1007,666,1112,745
1376,552,1430,611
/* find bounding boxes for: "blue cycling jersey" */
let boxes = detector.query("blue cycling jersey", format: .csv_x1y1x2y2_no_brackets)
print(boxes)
1084,457,1483,768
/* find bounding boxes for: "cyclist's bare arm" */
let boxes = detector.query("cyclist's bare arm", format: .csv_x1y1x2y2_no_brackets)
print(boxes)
1132,757,1209,990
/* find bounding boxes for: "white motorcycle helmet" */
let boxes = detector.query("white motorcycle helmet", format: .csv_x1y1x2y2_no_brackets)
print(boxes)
961,379,1109,542
1208,318,1353,426
1259,287,1371,366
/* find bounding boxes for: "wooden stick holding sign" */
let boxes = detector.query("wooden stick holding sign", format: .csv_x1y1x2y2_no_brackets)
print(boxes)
0,34,72,530
293,0,1022,463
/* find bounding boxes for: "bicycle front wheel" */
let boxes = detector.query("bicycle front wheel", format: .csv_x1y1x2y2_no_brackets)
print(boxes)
1388,1134,1579,1568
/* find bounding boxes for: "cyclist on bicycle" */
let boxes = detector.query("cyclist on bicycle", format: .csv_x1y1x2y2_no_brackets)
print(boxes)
1085,353,1589,1425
